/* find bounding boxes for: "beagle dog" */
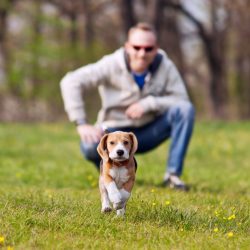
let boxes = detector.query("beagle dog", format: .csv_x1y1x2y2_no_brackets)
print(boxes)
97,131,138,216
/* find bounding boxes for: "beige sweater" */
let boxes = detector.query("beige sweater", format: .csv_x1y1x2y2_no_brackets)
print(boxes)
60,48,190,128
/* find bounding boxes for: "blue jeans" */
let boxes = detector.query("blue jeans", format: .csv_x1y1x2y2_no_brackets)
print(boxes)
81,101,195,176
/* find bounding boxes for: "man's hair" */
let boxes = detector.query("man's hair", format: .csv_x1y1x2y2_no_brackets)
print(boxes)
128,22,157,39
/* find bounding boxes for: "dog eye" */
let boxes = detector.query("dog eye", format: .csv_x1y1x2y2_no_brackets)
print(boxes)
109,141,115,145
123,141,129,145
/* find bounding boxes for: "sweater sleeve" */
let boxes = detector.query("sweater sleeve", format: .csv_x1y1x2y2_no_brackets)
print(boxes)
60,55,111,122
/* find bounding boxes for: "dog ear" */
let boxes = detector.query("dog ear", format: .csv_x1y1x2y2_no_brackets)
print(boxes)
129,132,138,155
97,134,109,162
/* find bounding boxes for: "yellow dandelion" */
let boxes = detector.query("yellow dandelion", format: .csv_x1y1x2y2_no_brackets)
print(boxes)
15,173,21,178
180,228,184,232
214,227,219,232
228,214,236,220
165,201,171,205
44,190,52,198
0,236,4,244
227,232,234,238
7,247,14,250
152,202,156,206
214,210,220,217
87,175,93,181
151,189,155,193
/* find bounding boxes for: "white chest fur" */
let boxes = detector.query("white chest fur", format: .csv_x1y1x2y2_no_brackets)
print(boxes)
109,166,129,189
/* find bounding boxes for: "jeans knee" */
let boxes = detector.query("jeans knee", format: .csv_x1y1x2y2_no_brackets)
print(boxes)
183,102,195,119
171,101,195,121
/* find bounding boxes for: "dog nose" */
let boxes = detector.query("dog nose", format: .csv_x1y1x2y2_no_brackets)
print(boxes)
117,149,124,156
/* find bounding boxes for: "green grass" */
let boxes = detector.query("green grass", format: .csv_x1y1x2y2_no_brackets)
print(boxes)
0,122,249,250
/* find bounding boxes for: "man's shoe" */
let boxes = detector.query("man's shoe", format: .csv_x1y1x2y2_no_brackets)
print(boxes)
162,174,189,191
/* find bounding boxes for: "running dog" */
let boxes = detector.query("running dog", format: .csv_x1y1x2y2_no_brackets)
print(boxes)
97,131,138,216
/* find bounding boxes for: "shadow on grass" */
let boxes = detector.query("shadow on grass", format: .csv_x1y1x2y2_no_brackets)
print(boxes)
135,178,248,196
135,178,158,187
186,184,222,194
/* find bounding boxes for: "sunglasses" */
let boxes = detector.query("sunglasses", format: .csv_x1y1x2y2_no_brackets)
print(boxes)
132,45,155,52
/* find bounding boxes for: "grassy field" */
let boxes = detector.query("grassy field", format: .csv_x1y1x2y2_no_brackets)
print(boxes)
0,122,249,250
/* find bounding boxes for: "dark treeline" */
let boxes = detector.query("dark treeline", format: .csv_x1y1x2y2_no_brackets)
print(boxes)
0,0,249,121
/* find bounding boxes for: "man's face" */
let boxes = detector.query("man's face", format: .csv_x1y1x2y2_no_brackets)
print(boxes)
125,30,158,73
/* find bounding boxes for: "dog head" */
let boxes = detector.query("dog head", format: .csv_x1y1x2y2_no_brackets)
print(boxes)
97,131,138,162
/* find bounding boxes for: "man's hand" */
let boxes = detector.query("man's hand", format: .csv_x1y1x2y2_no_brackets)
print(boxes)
125,102,145,119
76,124,103,144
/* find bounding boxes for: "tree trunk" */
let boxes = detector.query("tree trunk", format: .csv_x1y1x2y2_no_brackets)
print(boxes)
119,0,136,33
163,0,228,118
234,4,250,118
0,4,8,83
83,0,94,46
69,12,78,47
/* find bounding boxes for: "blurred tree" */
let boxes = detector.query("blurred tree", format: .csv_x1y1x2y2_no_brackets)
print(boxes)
1,0,250,121
119,0,136,33
82,0,94,46
0,0,16,83
158,1,184,74
49,0,82,47
163,0,229,118
229,1,250,118
31,0,43,97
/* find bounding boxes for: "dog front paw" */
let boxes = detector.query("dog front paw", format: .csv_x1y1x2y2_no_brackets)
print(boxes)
113,202,124,210
101,206,112,213
116,208,125,217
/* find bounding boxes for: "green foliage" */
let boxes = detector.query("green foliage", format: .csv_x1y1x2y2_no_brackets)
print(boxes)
4,3,112,105
0,0,12,9
0,122,249,249
6,39,109,102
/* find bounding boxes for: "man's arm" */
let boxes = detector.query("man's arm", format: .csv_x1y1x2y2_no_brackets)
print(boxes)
76,124,103,144
60,55,112,143
125,102,145,119
60,56,110,123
